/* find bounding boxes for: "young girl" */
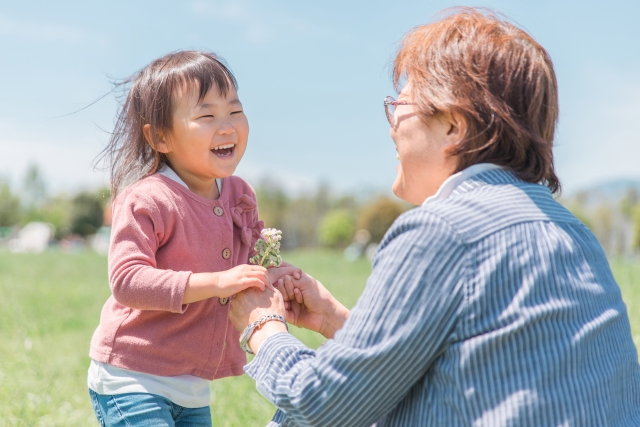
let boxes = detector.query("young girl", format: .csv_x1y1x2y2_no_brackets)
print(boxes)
88,50,295,426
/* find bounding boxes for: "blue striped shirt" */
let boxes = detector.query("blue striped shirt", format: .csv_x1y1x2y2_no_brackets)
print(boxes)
245,168,640,426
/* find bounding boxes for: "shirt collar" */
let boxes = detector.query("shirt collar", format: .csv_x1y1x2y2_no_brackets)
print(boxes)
157,165,223,193
422,163,504,206
157,164,189,189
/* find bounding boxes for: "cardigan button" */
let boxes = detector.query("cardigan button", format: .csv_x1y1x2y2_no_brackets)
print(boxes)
219,297,229,305
222,248,231,259
213,206,224,216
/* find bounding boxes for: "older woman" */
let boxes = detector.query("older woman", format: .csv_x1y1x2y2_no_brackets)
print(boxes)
230,8,640,427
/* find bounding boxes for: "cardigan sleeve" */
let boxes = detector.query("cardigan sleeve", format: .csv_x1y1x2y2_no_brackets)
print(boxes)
107,188,191,313
245,209,467,427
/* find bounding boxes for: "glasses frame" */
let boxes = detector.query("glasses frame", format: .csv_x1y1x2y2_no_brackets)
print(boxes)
384,96,415,124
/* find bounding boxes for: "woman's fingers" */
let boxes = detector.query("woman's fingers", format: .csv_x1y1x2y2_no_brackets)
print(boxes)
294,287,303,304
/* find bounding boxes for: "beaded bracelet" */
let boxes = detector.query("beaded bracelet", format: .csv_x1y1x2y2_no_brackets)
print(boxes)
239,314,288,354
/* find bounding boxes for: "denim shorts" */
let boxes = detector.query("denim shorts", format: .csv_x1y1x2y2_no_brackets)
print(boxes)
89,389,212,427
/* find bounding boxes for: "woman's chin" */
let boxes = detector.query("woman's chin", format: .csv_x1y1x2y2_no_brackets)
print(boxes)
392,177,407,202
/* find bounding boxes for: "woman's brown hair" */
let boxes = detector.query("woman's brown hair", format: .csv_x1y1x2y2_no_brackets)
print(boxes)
96,50,237,196
394,8,561,194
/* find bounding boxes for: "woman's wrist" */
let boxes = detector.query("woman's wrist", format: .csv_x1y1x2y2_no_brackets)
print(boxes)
319,298,350,339
248,319,288,354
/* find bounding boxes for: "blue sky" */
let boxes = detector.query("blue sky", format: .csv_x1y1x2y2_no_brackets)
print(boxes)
0,0,638,196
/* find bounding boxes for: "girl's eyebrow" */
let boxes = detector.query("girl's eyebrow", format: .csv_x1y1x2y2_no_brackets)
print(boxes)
195,99,242,110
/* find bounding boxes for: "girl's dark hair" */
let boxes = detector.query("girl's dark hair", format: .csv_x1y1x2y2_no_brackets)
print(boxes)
394,8,561,194
96,50,237,196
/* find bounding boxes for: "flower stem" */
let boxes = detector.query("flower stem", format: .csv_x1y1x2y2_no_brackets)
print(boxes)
260,246,271,267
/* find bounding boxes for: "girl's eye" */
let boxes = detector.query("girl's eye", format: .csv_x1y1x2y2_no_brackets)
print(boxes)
231,110,244,115
199,115,214,119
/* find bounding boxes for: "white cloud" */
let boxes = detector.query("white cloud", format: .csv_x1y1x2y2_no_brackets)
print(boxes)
0,138,108,193
234,159,318,195
187,0,277,45
0,14,84,44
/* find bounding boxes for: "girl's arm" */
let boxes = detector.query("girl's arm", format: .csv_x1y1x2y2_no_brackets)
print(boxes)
182,265,303,304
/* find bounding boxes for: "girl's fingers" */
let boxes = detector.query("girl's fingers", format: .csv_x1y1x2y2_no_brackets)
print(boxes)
283,275,295,301
276,279,289,301
294,287,303,304
265,278,275,292
257,270,273,291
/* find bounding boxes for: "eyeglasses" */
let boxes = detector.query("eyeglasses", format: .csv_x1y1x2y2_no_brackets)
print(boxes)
384,96,415,124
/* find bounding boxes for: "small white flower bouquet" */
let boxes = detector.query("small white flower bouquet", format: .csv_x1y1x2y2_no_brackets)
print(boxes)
250,228,283,267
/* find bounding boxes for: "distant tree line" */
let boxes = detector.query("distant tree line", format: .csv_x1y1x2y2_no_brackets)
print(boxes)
254,179,409,250
3,165,639,256
0,164,108,241
0,165,411,250
562,188,640,257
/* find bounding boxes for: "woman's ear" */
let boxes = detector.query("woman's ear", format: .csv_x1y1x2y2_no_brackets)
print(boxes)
442,111,467,154
143,124,171,154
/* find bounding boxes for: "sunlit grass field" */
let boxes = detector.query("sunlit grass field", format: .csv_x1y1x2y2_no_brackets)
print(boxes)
0,250,639,426
0,250,371,426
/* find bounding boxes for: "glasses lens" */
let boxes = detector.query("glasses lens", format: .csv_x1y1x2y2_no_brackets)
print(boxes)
387,103,396,116
384,96,396,123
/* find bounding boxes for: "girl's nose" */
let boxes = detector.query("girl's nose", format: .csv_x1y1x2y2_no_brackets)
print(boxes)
217,120,235,135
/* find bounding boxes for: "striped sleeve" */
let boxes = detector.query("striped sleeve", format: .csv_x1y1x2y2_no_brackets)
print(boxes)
245,210,467,427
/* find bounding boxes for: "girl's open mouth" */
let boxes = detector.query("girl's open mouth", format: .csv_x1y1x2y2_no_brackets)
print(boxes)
211,144,235,157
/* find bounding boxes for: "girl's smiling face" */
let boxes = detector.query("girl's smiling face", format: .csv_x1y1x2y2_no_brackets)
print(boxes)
148,84,249,199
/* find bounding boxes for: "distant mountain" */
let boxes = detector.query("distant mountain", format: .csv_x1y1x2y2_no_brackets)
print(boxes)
564,178,640,206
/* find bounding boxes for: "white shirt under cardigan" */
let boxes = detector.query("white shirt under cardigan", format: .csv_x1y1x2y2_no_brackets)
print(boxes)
87,166,223,408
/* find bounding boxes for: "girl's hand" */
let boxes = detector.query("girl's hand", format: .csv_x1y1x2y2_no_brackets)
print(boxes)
182,265,272,304
216,264,273,298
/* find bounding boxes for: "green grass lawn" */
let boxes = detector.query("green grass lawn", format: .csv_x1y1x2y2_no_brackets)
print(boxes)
0,250,639,426
0,250,371,426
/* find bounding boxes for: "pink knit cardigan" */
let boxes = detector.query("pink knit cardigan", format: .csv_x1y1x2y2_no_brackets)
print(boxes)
89,174,264,380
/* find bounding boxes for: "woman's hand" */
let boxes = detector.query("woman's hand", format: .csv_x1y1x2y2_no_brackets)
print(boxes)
182,264,302,305
267,265,302,286
277,274,349,339
229,286,288,354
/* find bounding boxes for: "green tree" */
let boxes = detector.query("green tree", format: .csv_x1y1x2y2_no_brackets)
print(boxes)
318,209,355,249
357,196,405,243
621,188,639,219
633,205,640,253
39,194,73,239
0,181,20,227
255,179,289,232
22,163,46,207
69,192,104,237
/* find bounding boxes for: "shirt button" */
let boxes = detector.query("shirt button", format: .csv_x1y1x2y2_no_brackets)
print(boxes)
222,248,231,259
218,297,229,305
213,206,224,216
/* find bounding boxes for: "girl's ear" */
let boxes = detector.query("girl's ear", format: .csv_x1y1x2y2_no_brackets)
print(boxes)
143,124,171,154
